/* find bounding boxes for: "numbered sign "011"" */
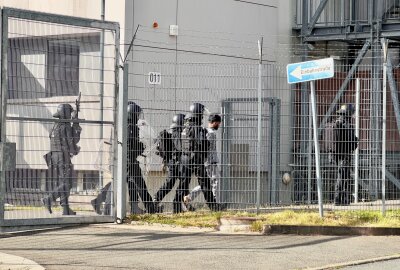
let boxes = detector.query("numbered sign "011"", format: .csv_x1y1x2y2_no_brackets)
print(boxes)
148,72,161,85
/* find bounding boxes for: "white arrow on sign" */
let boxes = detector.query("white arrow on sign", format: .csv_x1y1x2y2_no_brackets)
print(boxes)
287,58,334,84
290,66,302,80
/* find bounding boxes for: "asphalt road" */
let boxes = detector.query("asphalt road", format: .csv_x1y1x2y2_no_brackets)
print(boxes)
0,224,399,270
343,259,400,270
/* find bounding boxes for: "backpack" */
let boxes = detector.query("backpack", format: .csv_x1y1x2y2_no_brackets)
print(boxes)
155,129,173,162
181,122,210,165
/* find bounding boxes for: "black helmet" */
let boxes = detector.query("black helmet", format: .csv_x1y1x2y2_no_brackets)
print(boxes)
336,104,355,116
208,113,222,123
53,104,73,119
127,101,142,115
127,101,143,124
172,113,185,126
189,103,205,115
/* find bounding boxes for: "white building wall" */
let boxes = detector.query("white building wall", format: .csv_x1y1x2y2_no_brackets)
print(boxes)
124,0,294,203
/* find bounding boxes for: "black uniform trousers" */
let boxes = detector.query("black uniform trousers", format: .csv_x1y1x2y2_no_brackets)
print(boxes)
173,155,217,213
48,151,73,207
94,182,113,215
92,160,154,214
154,159,180,202
128,160,155,213
334,158,351,205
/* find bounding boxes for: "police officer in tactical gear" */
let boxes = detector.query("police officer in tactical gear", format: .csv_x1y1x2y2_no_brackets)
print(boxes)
173,103,218,213
126,102,156,213
152,113,185,210
184,113,223,206
42,103,81,215
333,104,358,206
91,101,156,214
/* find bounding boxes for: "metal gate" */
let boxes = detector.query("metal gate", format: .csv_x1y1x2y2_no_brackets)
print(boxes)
221,98,280,210
0,8,120,231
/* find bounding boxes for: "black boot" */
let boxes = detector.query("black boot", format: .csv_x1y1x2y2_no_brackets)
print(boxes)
91,199,102,215
41,197,52,214
62,205,76,215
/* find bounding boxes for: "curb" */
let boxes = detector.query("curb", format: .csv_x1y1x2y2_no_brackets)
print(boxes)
303,253,400,270
0,252,45,270
122,222,400,236
217,217,258,233
263,225,400,236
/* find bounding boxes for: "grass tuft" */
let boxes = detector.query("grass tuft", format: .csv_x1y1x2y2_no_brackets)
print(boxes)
127,210,400,229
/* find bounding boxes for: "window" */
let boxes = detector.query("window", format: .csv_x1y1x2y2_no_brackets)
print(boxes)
7,38,80,99
83,171,100,192
46,40,79,97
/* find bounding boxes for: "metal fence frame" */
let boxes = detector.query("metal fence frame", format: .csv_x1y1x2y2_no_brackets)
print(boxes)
0,7,120,231
221,97,281,209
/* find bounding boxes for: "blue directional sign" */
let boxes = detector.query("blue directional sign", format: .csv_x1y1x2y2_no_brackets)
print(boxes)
287,58,334,84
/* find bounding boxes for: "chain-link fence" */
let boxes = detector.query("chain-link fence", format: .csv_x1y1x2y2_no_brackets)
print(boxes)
0,8,120,230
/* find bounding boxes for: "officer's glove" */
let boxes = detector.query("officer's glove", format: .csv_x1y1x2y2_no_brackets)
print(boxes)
71,111,76,119
72,146,81,156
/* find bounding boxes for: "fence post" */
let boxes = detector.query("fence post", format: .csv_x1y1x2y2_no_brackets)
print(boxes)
354,78,360,204
269,98,281,205
116,64,128,221
381,38,388,216
0,8,6,227
307,101,312,204
256,38,263,214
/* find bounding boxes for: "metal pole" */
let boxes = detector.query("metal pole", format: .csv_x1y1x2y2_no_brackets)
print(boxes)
310,81,324,217
0,9,5,225
354,78,360,203
111,25,120,219
99,0,105,193
307,102,312,204
381,38,388,216
272,98,280,205
269,98,280,205
256,38,263,214
116,64,128,221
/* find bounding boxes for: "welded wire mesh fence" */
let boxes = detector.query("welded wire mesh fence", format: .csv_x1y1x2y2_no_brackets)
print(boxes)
0,8,119,225
111,24,392,217
1,8,400,228
120,25,400,216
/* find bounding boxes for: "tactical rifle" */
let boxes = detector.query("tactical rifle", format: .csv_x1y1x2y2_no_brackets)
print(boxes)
74,92,81,120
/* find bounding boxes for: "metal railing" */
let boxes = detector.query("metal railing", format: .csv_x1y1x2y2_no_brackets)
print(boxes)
295,0,400,27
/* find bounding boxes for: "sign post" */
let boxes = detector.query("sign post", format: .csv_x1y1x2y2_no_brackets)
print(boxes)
287,58,335,217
